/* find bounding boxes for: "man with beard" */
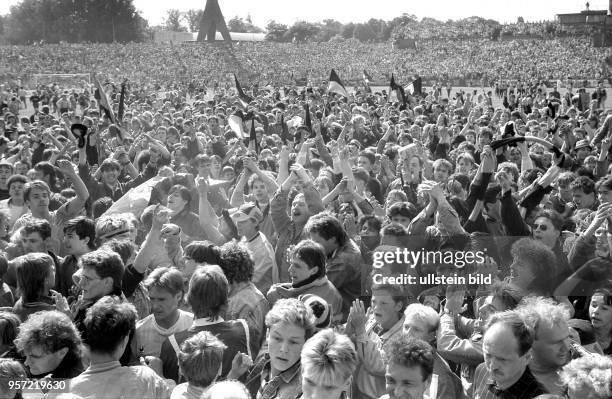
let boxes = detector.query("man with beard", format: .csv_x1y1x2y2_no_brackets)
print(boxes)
516,297,572,396
472,311,546,399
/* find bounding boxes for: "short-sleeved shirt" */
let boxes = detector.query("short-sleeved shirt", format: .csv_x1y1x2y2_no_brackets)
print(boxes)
0,199,27,229
134,310,194,358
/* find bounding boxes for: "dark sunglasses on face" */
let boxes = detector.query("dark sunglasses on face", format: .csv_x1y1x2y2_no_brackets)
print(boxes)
533,223,548,231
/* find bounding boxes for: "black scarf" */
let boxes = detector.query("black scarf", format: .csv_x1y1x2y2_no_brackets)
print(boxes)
291,274,321,289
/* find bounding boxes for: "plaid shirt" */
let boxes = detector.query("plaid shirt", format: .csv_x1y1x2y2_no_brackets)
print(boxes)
472,363,546,399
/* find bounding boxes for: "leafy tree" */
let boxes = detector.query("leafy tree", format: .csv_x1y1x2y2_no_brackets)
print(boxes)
164,9,186,32
185,9,204,32
227,16,263,33
341,22,355,39
285,20,320,42
265,20,288,41
228,16,248,33
316,19,342,42
5,0,147,44
517,16,524,23
353,23,376,42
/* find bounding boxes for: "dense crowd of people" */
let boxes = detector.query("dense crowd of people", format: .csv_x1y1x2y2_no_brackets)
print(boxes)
0,26,610,399
0,35,610,89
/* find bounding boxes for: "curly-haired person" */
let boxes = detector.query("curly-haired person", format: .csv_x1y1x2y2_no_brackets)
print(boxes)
218,240,268,356
15,310,83,379
560,354,612,399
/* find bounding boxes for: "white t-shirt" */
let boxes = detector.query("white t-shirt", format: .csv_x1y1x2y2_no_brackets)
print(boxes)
0,199,27,230
134,309,194,358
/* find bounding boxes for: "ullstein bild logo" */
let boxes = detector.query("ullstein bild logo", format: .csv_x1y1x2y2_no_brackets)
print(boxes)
372,248,488,269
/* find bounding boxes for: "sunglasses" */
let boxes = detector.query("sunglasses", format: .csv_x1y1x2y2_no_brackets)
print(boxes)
532,223,548,231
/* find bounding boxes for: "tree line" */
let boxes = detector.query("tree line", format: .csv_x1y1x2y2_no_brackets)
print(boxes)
1,0,148,44
0,1,551,45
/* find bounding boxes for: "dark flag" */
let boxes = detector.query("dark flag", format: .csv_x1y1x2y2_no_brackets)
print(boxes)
389,73,407,108
363,69,372,85
363,70,373,93
118,80,127,122
323,100,333,118
406,76,423,96
280,113,290,145
234,74,253,108
328,69,349,98
304,103,313,137
93,74,115,124
248,118,260,155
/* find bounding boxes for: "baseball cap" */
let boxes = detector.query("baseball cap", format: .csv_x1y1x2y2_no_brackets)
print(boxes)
230,202,263,224
0,159,13,171
574,139,592,151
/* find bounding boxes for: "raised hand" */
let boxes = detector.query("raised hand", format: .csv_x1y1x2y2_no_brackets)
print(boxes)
495,170,513,193
347,299,368,335
196,176,209,196
56,159,76,176
151,204,170,231
228,352,253,379
290,163,310,182
444,285,465,314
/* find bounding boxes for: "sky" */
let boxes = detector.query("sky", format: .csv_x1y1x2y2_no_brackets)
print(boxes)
1,0,610,27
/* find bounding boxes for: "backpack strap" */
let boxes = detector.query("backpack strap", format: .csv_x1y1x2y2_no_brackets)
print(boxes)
168,334,180,356
238,319,252,359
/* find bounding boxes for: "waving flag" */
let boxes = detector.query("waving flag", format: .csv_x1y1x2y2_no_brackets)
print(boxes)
304,103,313,137
389,74,407,107
363,69,373,93
328,69,349,98
405,76,423,96
93,74,115,124
118,79,127,122
101,176,164,219
228,110,247,138
363,69,372,85
234,74,253,108
280,113,290,145
248,119,260,155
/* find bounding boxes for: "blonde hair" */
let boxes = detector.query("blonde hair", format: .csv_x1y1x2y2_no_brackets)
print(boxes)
404,303,440,332
516,296,570,337
300,329,357,387
265,298,316,339
560,354,612,399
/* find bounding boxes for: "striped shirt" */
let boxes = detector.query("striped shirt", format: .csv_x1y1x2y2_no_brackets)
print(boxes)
472,363,547,399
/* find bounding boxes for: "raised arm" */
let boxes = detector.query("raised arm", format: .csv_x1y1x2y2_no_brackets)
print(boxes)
276,145,290,186
133,205,168,274
244,157,279,195
197,177,225,245
56,159,89,216
230,170,251,208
